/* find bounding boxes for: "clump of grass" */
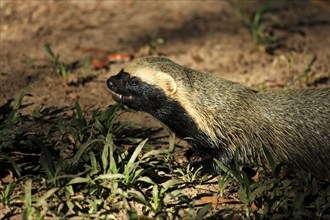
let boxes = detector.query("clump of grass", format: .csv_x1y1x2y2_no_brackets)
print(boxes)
175,164,206,184
44,43,70,81
43,44,92,85
228,0,277,45
215,147,330,219
288,54,317,87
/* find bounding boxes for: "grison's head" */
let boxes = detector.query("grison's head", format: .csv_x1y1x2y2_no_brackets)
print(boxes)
106,57,180,112
106,57,219,143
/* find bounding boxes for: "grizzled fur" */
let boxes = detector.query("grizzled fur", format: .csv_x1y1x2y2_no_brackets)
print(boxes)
107,57,330,178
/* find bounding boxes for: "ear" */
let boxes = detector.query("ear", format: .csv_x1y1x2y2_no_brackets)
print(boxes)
161,74,177,95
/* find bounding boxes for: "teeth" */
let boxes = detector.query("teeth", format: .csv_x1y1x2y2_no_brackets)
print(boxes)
111,91,132,101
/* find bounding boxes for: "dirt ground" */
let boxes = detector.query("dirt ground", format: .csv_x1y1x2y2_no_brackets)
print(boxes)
0,0,330,218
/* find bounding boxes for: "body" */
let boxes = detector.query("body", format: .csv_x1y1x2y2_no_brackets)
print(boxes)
106,57,330,178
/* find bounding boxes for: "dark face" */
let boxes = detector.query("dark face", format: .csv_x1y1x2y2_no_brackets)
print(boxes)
106,69,212,149
106,70,169,113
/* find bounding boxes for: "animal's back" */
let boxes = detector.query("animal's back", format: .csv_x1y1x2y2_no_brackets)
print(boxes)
178,69,330,177
257,89,330,176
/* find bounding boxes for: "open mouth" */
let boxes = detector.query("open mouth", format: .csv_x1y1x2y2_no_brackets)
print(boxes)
111,91,134,102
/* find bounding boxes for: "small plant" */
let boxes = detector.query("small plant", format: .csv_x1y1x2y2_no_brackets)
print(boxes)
175,163,205,184
95,138,156,188
217,172,234,198
81,58,90,80
44,43,70,81
0,181,18,207
288,54,316,87
129,179,182,219
149,37,165,50
149,179,181,218
228,0,277,45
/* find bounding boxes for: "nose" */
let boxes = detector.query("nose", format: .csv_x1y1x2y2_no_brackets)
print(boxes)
107,71,129,91
106,77,114,90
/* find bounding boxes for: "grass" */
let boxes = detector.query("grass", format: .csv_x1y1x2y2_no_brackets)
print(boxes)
44,43,70,82
215,150,330,219
228,0,277,46
43,44,91,84
0,92,210,219
0,92,329,219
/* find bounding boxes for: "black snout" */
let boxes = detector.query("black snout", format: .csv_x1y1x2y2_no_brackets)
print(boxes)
107,75,123,91
106,70,130,93
106,77,115,90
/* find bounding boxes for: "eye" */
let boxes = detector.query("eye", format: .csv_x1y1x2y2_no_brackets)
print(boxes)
130,77,140,86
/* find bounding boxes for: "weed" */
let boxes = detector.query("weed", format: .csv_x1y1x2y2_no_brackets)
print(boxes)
149,179,181,218
175,163,204,184
0,181,18,207
288,54,316,87
217,172,234,198
228,0,277,45
149,37,165,50
43,43,70,81
81,58,90,79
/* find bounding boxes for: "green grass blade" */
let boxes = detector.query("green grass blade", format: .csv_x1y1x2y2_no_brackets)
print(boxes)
35,188,58,207
214,158,231,173
39,155,55,180
137,176,155,185
89,151,98,175
195,203,211,220
0,155,21,176
262,145,275,172
43,43,55,58
95,173,125,180
128,139,148,164
128,189,148,206
23,179,32,220
69,138,102,167
74,101,87,127
66,177,90,185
